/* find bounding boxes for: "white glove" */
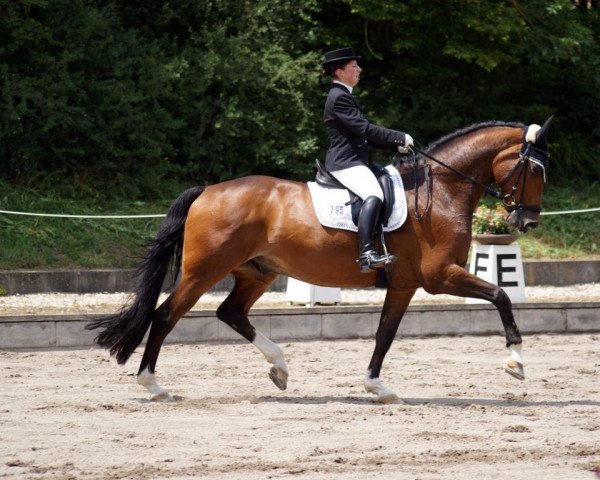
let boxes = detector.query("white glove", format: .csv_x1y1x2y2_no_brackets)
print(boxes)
398,133,414,153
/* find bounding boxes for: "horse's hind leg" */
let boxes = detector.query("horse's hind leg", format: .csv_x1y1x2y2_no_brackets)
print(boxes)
137,274,218,400
216,262,288,390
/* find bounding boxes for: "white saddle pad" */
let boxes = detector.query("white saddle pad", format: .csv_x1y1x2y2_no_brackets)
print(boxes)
307,165,407,232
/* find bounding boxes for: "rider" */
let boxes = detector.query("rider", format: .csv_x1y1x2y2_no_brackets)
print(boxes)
321,47,414,272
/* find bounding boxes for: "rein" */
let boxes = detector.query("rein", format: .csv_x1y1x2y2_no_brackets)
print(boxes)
410,146,503,201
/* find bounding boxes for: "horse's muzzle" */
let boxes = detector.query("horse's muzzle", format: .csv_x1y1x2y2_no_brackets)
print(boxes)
507,210,539,233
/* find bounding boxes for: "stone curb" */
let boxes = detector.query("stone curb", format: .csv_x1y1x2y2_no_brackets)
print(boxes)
0,260,599,295
1,302,598,349
0,269,286,295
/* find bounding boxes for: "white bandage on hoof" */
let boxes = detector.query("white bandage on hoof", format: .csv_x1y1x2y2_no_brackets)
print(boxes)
364,370,400,404
504,344,525,380
253,330,289,391
137,367,173,401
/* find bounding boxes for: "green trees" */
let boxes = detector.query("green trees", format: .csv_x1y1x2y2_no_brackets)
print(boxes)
0,0,180,195
0,0,323,195
0,0,598,198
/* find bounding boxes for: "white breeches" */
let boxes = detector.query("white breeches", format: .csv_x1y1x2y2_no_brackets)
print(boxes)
330,165,384,201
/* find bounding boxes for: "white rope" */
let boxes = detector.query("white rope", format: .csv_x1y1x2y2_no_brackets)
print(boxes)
0,209,165,219
0,206,599,219
540,206,600,216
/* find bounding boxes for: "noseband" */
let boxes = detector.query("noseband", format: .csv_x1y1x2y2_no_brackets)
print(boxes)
497,142,549,214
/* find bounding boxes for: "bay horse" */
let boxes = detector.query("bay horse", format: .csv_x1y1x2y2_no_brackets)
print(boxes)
87,117,552,403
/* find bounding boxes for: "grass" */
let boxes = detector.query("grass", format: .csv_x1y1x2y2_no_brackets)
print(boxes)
0,178,598,270
0,179,172,269
0,215,163,269
514,179,600,259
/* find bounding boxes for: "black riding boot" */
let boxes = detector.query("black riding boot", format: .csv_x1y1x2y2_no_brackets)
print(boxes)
357,196,396,272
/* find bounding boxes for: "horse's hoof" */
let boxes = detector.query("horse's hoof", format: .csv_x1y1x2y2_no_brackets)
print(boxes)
269,366,288,391
364,378,401,404
150,390,173,402
377,391,400,404
504,359,525,381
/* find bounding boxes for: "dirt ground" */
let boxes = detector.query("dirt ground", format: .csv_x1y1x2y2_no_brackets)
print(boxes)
1,334,600,480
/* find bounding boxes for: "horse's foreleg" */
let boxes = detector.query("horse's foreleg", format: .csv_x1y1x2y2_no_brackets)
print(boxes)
137,275,215,400
216,266,288,390
427,264,524,380
365,287,417,403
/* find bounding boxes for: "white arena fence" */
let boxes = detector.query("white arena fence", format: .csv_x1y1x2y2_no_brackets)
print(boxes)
1,207,600,219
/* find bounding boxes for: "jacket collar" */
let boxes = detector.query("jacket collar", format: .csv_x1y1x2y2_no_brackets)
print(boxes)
333,80,353,94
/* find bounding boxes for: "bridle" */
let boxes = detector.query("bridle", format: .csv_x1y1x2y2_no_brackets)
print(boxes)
496,142,549,214
409,137,549,216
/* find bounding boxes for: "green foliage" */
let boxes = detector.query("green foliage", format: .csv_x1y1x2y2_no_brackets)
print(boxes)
1,0,598,191
0,0,323,194
0,0,183,189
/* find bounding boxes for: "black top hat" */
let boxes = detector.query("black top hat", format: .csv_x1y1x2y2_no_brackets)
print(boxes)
321,47,361,68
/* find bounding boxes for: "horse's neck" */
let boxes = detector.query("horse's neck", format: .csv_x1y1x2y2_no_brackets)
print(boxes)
432,129,516,213
435,128,515,194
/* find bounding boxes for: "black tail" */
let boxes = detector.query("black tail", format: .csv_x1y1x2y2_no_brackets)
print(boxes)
86,186,204,364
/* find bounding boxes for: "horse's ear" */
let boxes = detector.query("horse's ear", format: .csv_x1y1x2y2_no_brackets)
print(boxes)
536,115,554,143
524,115,553,146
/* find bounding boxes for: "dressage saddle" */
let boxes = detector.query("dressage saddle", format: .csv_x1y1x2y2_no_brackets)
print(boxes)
314,159,396,227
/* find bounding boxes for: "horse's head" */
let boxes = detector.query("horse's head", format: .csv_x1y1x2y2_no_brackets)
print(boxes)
493,116,553,233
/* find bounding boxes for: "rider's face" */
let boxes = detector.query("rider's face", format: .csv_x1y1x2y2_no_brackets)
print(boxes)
335,60,361,87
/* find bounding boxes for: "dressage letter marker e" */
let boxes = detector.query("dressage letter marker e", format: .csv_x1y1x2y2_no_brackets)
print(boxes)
467,244,526,304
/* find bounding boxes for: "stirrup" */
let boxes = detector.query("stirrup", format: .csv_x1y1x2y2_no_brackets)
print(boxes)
358,250,397,272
